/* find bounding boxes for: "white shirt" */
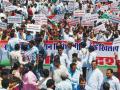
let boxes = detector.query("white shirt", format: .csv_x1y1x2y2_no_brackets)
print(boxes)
53,65,69,84
39,77,52,89
86,68,104,90
103,76,120,90
59,53,70,68
78,48,89,67
68,69,81,84
9,50,23,65
66,47,78,62
88,51,97,65
55,80,72,90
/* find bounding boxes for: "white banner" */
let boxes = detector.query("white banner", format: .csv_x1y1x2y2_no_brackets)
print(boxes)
0,22,7,30
74,10,85,17
7,16,23,24
33,14,47,25
109,15,120,23
94,24,106,32
81,20,94,26
5,5,17,12
82,13,98,22
27,24,41,32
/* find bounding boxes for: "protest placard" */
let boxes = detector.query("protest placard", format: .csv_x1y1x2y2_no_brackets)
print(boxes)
27,24,41,32
109,15,120,23
68,2,74,12
7,16,23,24
100,5,109,11
94,24,106,32
67,18,80,26
0,22,7,30
2,0,12,8
74,10,85,17
33,14,47,25
5,5,17,12
82,13,98,22
81,20,94,26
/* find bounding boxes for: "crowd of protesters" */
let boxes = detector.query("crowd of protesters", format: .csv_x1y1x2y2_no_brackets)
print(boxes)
0,0,120,90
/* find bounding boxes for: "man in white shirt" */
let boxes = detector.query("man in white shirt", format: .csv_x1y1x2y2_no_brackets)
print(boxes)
46,79,55,90
78,42,89,79
66,41,78,63
16,28,26,40
55,72,72,90
86,60,104,90
88,46,97,68
9,44,25,66
68,63,82,90
57,45,69,68
52,55,69,84
103,69,120,90
38,69,51,89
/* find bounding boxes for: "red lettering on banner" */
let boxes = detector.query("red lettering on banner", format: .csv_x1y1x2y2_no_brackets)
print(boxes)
106,57,114,65
96,57,115,66
96,57,104,65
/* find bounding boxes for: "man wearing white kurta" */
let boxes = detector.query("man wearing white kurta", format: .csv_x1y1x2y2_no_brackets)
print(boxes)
88,46,97,68
68,63,82,90
55,73,72,90
103,69,120,90
52,55,69,84
78,42,89,79
86,60,103,90
66,42,78,63
56,46,70,68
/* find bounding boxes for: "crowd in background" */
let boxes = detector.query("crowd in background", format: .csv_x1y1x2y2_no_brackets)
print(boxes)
0,0,120,90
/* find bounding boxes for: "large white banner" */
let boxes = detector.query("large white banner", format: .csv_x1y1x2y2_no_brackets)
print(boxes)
44,40,119,67
7,16,23,24
27,24,41,32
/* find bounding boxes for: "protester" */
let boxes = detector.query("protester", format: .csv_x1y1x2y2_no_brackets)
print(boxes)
86,60,104,90
46,79,55,90
0,0,120,90
103,68,120,90
55,72,72,90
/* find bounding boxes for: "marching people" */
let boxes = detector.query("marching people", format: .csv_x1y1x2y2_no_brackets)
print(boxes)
0,0,120,90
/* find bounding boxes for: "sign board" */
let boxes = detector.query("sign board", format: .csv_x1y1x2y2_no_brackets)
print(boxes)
74,10,85,17
27,24,41,32
5,5,17,12
7,16,23,24
33,14,47,25
67,18,80,26
82,14,98,22
81,20,94,26
94,24,106,32
109,15,120,23
0,22,7,30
